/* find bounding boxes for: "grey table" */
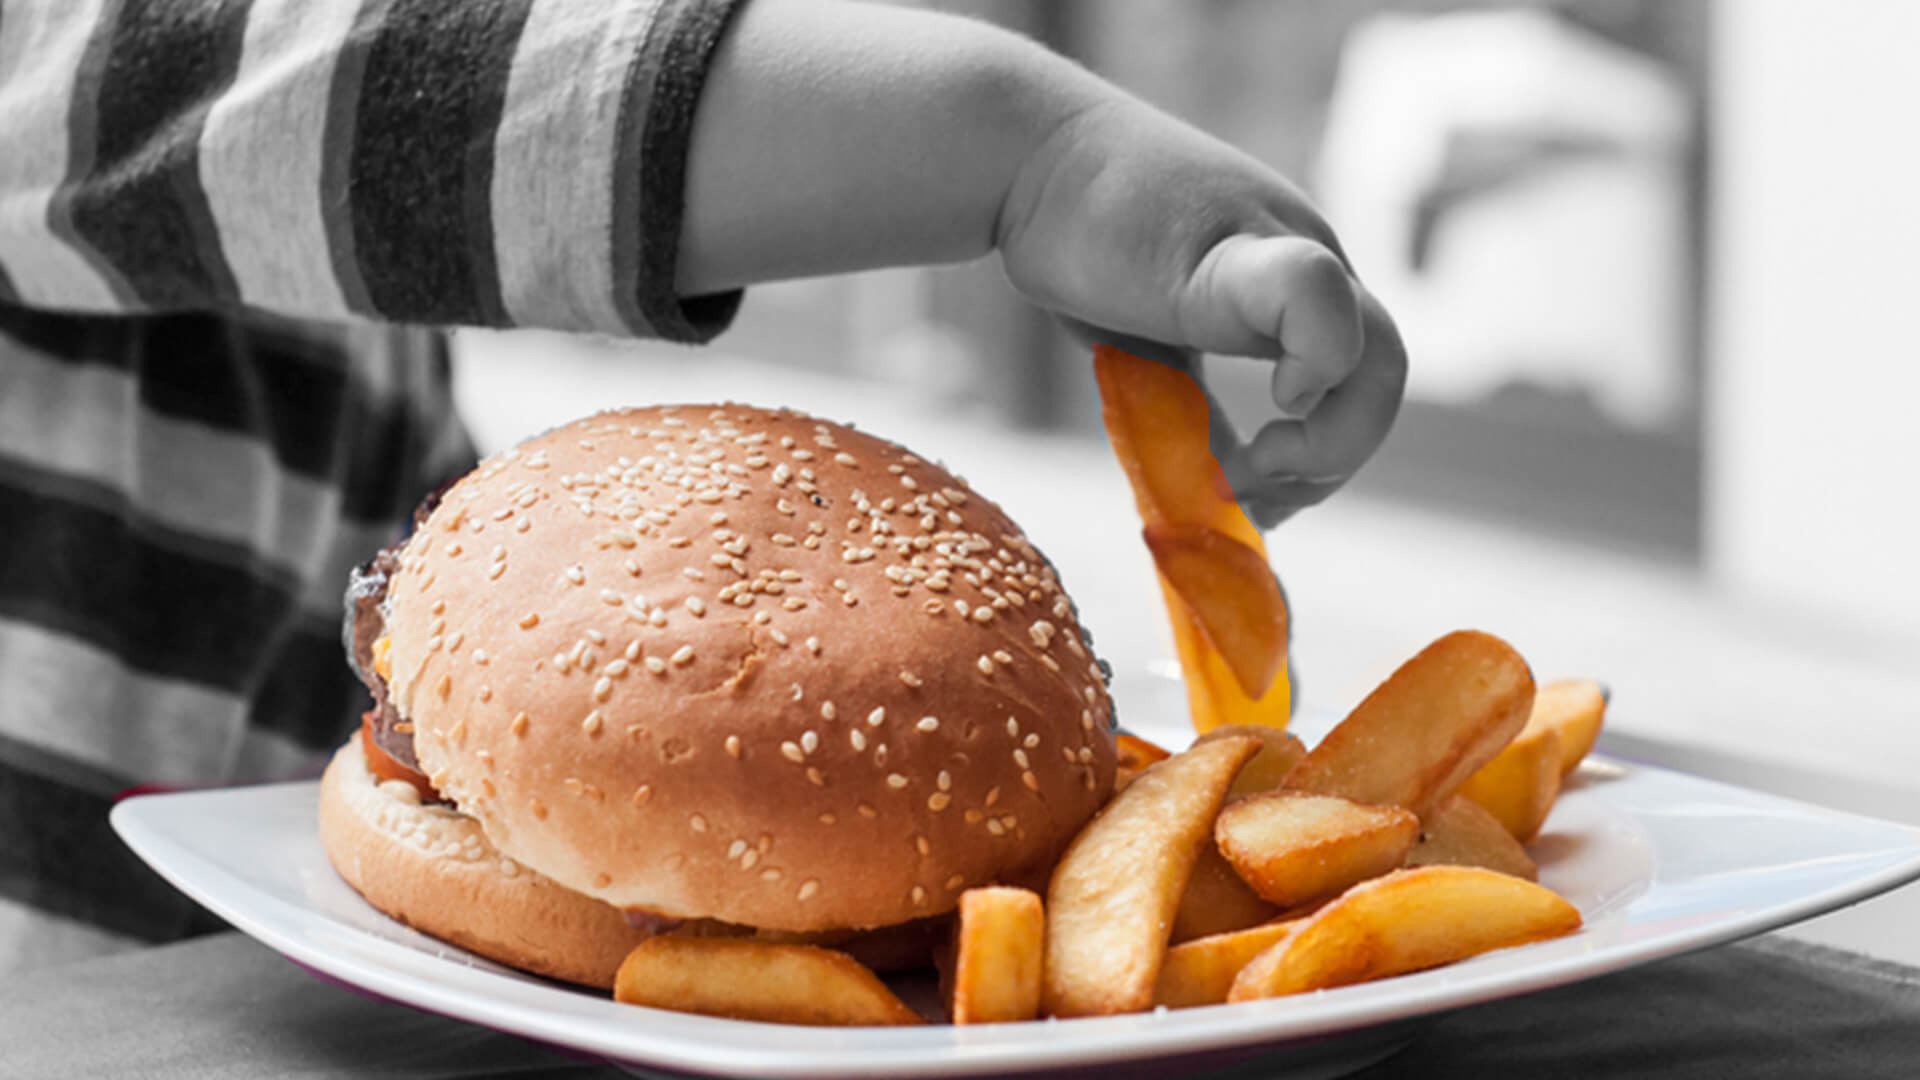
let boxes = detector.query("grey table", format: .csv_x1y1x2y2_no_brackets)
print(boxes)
2,928,1916,1079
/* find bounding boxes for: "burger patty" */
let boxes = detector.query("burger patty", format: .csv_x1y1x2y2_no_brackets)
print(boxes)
342,482,454,777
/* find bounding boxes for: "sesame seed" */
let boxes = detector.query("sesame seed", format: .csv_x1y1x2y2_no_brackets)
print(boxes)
565,777,585,797
916,716,940,733
835,452,857,466
670,645,695,666
728,839,747,859
873,743,888,766
915,835,931,856
605,658,629,678
972,607,994,623
530,798,548,820
472,648,489,665
593,677,613,702
993,650,1014,665
783,597,806,611
977,655,995,675
644,656,668,675
800,730,819,754
477,685,492,702
685,597,706,616
1022,770,1040,791
965,809,984,824
583,710,604,735
1013,749,1030,769
928,792,951,812
740,849,759,870
565,565,585,585
1024,733,1040,749
631,785,651,806
625,640,642,661
867,707,886,727
769,627,790,647
806,767,825,786
1078,746,1094,763
798,880,820,901
899,671,923,688
447,631,465,651
435,674,452,700
849,729,868,752
761,868,784,882
1006,717,1021,737
511,713,529,736
986,787,1001,806
806,636,822,655
819,702,837,721
985,818,1006,836
937,770,952,791
519,613,540,629
781,742,804,764
886,773,908,789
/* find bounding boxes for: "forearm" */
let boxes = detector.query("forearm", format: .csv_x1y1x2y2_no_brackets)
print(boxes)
676,0,1111,294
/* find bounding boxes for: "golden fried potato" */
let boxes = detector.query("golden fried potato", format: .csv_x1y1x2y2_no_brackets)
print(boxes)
1145,524,1290,698
1170,842,1278,944
1215,791,1420,909
1043,734,1263,1017
1458,726,1564,842
948,887,1045,1025
1115,732,1172,791
1405,794,1538,881
1154,918,1303,1009
1285,630,1534,816
1227,866,1582,1001
1526,678,1609,776
613,937,921,1026
1196,724,1308,798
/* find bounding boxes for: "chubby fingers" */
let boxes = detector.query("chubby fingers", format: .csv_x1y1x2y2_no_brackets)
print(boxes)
1225,289,1407,526
1189,234,1366,416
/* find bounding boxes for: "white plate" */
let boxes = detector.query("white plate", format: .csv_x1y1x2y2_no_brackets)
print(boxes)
112,709,1920,1080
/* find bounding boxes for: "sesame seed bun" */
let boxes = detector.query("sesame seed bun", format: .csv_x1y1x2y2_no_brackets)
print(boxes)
375,405,1117,933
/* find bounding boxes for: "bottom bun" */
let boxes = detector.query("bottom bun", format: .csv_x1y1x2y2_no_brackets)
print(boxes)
318,736,657,988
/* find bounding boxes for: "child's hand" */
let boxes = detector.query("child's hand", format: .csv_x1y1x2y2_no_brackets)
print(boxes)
997,97,1407,528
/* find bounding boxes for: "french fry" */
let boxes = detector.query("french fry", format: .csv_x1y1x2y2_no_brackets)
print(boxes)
1227,866,1583,1001
1044,734,1263,1017
1093,345,1290,732
1115,732,1172,791
613,937,922,1026
948,887,1045,1025
1170,842,1278,943
1458,726,1564,842
1526,678,1609,777
1197,724,1308,797
1285,630,1534,817
1215,792,1421,909
1154,918,1303,1009
1144,525,1289,698
1405,794,1538,881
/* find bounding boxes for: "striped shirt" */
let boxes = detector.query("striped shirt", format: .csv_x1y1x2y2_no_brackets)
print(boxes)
0,0,744,970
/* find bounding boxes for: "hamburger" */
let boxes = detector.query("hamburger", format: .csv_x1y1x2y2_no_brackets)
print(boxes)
324,404,1118,988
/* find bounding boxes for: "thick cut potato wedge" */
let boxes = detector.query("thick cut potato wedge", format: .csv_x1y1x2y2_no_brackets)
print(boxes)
1285,630,1534,816
1405,794,1538,881
1197,724,1308,798
1044,734,1263,1017
1115,732,1172,791
949,887,1045,1025
1170,842,1278,943
1458,726,1564,842
613,937,922,1026
1526,678,1609,777
1155,918,1303,1009
1144,524,1289,698
1215,792,1420,909
1093,345,1290,731
1227,866,1582,1000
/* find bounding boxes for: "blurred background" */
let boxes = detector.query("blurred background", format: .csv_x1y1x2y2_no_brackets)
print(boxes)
455,0,1920,905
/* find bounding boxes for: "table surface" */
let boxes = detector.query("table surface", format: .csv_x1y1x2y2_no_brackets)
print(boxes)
3,928,1914,1080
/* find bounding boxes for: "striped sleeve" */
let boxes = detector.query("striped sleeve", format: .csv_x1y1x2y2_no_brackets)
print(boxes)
0,0,745,343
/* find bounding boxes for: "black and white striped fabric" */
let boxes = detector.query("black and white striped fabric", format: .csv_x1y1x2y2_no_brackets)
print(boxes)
0,0,743,968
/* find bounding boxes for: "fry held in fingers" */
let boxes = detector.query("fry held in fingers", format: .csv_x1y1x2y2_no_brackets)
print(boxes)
1215,792,1420,909
1227,866,1583,1001
1044,734,1263,1017
1285,630,1534,816
613,937,922,1026
1145,524,1290,699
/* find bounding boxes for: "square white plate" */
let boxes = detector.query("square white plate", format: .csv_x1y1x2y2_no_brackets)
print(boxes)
112,710,1920,1080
